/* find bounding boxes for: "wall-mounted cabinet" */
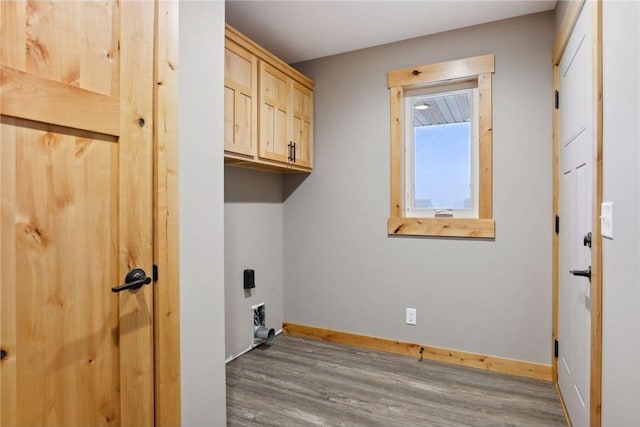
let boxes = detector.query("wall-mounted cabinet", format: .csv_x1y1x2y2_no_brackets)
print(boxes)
225,24,314,173
224,40,258,157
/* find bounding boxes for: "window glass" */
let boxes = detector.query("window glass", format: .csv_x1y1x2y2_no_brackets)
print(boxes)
414,122,471,209
405,88,478,217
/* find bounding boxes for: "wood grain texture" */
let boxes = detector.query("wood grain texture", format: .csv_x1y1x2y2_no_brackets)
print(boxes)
2,1,156,425
0,116,18,427
258,61,291,165
153,0,181,426
477,72,493,219
389,86,403,218
224,25,315,174
553,0,586,65
224,156,311,174
387,54,494,89
387,55,494,238
117,1,155,426
388,217,495,238
224,40,258,157
291,81,313,169
0,65,120,136
1,119,120,427
589,2,603,426
227,335,566,427
225,23,314,91
283,323,551,381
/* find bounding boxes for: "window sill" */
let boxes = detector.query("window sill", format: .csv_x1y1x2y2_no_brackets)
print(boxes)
387,217,495,238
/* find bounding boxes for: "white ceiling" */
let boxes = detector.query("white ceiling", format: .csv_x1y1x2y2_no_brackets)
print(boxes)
225,0,557,64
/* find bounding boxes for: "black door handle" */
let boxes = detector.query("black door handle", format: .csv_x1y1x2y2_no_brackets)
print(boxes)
112,268,152,292
570,266,591,280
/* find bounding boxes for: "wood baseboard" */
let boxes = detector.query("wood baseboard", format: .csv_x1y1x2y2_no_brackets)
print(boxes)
283,322,552,382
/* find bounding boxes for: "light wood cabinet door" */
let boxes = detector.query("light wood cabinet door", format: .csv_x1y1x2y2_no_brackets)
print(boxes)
259,61,291,164
225,25,314,172
1,1,155,426
224,41,257,157
291,81,314,169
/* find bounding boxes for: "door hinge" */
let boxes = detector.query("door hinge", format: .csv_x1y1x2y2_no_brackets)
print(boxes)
153,264,159,282
555,90,559,109
555,215,560,234
0,349,7,361
554,339,559,358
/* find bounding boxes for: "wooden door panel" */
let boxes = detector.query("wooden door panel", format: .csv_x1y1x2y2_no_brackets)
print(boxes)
291,82,313,168
1,1,119,96
259,62,289,164
225,44,252,90
224,42,257,157
0,66,120,135
293,118,312,168
4,118,119,427
1,2,155,427
235,93,253,152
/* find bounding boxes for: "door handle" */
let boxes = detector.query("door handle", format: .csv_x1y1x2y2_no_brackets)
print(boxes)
570,266,591,280
112,268,152,292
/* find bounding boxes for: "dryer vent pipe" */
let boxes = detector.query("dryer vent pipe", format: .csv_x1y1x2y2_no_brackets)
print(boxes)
254,326,275,341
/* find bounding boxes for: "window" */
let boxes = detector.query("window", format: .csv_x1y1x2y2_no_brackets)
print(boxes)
405,85,478,218
388,54,495,238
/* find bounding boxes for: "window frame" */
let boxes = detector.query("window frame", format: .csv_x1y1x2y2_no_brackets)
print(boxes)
387,54,495,238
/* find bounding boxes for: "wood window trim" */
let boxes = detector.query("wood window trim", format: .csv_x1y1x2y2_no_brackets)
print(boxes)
387,54,495,238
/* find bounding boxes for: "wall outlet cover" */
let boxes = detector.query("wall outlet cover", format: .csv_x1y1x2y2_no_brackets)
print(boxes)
406,308,417,325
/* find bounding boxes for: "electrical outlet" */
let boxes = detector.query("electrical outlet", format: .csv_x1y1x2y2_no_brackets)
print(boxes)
406,308,417,325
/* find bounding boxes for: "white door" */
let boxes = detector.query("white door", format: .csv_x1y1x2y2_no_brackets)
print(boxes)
558,2,593,427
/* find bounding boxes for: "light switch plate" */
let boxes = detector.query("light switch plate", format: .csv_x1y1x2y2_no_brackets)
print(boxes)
405,308,417,325
601,202,613,239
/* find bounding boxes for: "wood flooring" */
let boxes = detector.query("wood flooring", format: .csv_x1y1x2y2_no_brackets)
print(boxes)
226,335,566,427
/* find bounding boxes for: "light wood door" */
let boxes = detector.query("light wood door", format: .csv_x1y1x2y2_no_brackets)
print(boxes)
1,2,155,426
558,2,592,426
259,61,291,164
224,40,257,157
291,81,313,169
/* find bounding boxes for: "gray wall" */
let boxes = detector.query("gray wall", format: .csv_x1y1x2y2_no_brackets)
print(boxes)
601,1,640,425
224,166,284,359
179,1,226,425
285,12,555,364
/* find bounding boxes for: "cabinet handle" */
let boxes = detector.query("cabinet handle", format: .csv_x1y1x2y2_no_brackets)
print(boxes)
288,141,293,162
293,142,296,163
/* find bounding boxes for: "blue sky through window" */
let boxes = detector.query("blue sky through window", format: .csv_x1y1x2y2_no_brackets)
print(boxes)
414,122,471,209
